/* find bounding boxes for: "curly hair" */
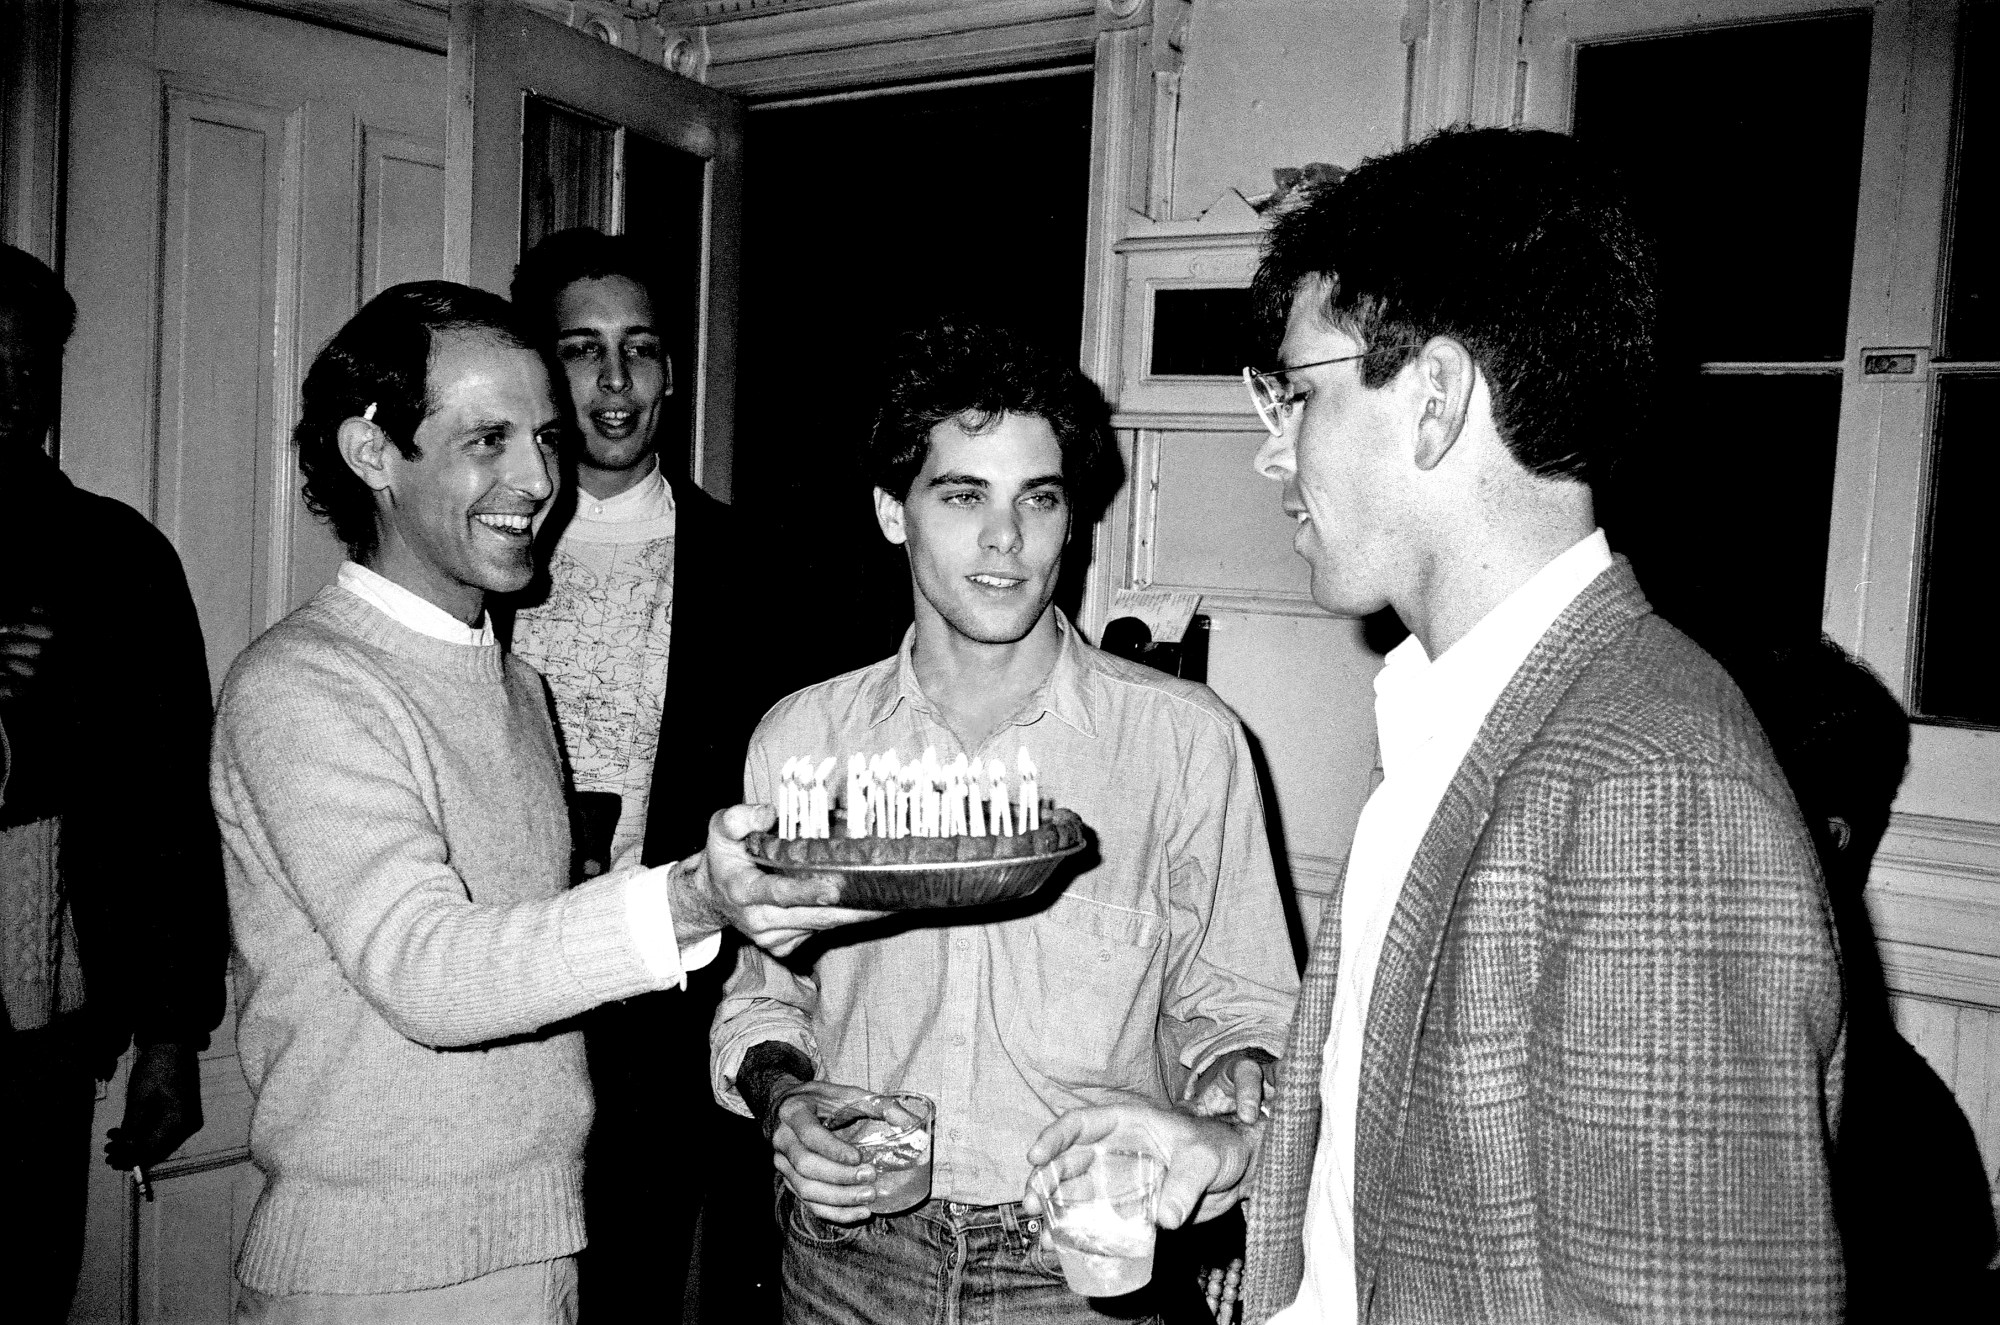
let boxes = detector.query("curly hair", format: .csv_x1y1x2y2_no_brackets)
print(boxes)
863,318,1122,526
509,227,665,332
294,281,540,558
1252,125,1660,486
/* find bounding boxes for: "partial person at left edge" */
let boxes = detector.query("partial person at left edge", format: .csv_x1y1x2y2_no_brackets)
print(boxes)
0,242,229,1324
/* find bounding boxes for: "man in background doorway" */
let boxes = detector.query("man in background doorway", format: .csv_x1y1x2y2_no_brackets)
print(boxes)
0,242,227,1325
508,229,797,1319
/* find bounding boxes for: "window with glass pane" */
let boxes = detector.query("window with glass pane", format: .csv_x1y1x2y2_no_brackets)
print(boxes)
1571,16,1871,656
1915,6,2000,728
522,96,618,247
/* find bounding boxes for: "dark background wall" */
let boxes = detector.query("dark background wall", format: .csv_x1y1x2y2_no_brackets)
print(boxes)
734,71,1096,678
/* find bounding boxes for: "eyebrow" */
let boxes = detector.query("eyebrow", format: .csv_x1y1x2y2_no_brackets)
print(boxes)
459,415,561,437
556,325,658,340
922,471,1067,492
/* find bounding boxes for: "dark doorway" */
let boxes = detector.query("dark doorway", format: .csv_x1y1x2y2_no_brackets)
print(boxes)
734,70,1096,680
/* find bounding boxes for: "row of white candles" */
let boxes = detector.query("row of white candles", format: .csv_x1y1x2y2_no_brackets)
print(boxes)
776,747,1040,840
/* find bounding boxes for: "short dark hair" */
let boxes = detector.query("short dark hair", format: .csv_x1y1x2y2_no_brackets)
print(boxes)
294,281,540,558
863,318,1122,525
0,243,78,345
510,227,664,331
1252,125,1659,485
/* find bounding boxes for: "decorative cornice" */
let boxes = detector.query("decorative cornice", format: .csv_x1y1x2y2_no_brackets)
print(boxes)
657,0,862,21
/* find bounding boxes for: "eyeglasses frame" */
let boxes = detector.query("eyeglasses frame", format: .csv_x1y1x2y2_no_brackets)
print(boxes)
1240,346,1422,438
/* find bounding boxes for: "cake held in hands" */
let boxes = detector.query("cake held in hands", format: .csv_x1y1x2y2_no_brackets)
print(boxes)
745,746,1086,902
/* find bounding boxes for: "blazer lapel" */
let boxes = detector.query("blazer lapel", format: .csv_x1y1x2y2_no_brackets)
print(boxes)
1349,561,1652,1312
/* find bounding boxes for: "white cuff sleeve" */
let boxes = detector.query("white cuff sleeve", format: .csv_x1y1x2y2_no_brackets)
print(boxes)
623,863,724,988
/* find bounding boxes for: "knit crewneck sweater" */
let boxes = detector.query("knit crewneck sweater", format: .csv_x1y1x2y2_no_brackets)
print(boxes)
212,587,663,1294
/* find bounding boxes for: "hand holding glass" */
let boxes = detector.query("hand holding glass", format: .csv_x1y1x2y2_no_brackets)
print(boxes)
818,1091,935,1215
1026,1145,1166,1297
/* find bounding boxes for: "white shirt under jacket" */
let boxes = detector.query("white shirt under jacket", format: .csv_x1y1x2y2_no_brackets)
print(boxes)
1269,529,1616,1324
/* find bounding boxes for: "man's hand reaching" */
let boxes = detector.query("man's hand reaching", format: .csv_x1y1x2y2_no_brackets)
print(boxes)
1186,1047,1275,1125
672,804,885,956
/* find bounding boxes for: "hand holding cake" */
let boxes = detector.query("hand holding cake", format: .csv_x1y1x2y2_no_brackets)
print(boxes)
670,803,889,957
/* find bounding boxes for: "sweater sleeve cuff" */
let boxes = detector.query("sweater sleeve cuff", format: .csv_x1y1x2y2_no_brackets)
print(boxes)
624,864,723,989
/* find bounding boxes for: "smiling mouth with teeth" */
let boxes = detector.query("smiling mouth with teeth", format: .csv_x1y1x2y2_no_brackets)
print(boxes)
969,574,1024,588
473,513,532,535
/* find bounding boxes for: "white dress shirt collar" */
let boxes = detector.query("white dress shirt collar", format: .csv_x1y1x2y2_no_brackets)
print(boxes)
1373,529,1613,781
336,561,495,647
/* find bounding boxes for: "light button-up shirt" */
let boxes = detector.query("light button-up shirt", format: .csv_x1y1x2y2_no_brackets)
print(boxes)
711,613,1299,1206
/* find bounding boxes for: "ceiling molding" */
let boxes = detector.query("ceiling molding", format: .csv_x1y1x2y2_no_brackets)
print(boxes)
678,0,1098,98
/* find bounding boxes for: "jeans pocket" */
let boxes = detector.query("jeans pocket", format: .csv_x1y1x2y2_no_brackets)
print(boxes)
780,1184,863,1248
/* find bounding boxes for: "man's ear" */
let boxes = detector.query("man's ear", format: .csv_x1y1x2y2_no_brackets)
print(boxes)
1411,337,1477,473
873,486,908,546
661,353,675,398
337,417,396,494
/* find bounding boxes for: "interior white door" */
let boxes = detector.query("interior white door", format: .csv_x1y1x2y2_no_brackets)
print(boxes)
60,2,447,1318
446,0,746,498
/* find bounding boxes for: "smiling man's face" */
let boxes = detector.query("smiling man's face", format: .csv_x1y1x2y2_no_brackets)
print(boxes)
552,274,669,497
372,333,562,623
876,412,1070,648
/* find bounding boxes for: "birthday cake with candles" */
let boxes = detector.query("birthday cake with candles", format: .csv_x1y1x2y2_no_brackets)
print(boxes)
748,746,1085,869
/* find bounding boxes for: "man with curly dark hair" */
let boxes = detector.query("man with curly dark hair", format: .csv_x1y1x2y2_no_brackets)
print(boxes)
214,281,877,1322
711,317,1298,1325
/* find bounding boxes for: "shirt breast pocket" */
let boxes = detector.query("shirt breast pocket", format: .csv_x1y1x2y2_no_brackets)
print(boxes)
1002,893,1165,1086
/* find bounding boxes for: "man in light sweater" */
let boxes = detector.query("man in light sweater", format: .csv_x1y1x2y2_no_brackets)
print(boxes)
213,282,875,1324
1029,127,1845,1324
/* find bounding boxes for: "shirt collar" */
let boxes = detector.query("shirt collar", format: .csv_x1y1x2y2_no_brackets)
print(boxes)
575,462,674,527
1373,529,1614,777
864,610,1097,739
336,560,496,647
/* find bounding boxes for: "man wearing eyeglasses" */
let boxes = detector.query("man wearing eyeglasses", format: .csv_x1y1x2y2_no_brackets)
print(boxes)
1030,126,1845,1324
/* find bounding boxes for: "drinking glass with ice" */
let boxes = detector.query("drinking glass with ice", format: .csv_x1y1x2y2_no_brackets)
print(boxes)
1027,1146,1166,1297
819,1091,936,1215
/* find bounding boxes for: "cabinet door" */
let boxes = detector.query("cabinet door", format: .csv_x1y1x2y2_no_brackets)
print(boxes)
447,0,745,497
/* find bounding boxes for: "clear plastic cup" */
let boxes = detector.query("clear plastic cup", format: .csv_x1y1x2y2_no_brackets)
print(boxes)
1028,1146,1165,1297
820,1091,936,1215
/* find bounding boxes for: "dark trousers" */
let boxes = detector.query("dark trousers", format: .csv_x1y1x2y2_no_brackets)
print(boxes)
578,954,781,1325
2,1015,98,1325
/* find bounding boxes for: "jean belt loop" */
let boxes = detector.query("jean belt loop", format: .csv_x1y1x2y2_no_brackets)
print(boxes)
998,1201,1025,1251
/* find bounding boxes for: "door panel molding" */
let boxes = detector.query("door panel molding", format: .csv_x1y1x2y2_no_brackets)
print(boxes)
155,79,299,683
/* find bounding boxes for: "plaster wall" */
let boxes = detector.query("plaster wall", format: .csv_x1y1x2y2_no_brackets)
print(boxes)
1171,0,1409,218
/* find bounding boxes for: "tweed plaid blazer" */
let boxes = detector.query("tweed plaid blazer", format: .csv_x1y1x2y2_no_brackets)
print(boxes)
1241,561,1846,1324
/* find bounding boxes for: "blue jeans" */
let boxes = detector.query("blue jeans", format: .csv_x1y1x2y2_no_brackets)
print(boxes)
778,1185,1168,1325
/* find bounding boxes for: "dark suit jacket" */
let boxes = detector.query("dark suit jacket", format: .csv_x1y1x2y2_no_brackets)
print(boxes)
1242,561,1846,1323
635,472,797,868
0,456,227,1057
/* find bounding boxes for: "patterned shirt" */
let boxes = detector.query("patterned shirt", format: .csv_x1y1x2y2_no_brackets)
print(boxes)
711,613,1300,1206
512,470,675,874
